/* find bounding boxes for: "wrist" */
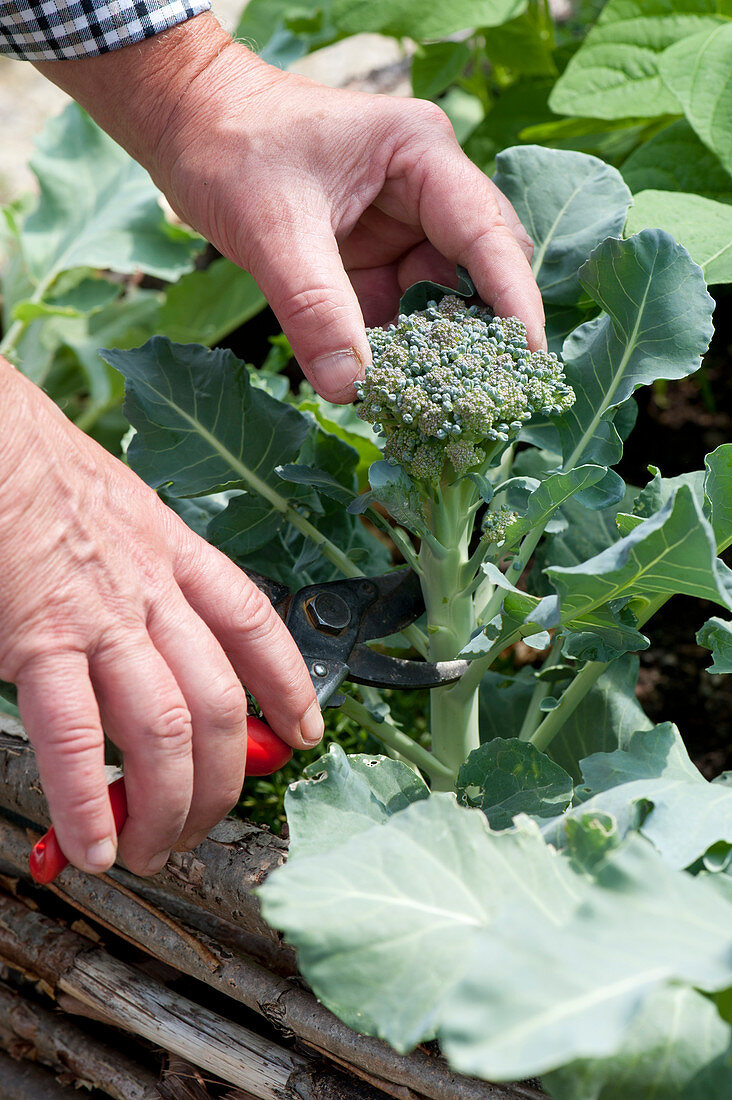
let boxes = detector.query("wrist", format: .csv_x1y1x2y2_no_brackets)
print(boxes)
32,12,233,174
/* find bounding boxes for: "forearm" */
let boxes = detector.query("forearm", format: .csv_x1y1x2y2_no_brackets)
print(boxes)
31,13,268,186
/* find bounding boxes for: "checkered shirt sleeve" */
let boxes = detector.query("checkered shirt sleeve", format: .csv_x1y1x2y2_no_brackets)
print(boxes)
0,0,212,61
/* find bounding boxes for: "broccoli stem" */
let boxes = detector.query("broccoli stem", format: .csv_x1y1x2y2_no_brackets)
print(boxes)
417,476,481,788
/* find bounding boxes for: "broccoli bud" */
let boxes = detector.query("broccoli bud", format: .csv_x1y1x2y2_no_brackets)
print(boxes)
355,296,574,481
481,505,519,545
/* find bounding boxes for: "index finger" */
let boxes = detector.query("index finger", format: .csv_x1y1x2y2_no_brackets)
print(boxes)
174,534,324,750
412,138,546,350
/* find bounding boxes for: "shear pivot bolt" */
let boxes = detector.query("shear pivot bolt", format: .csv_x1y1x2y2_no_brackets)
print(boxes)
312,662,328,678
307,592,351,633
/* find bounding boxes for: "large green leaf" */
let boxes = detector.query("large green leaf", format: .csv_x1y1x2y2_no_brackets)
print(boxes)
411,41,471,101
542,985,732,1100
571,724,732,868
549,0,730,121
457,739,573,828
157,258,266,347
546,487,732,633
439,819,732,1079
22,105,200,288
558,230,714,470
105,338,311,498
285,745,428,860
546,656,654,782
659,23,732,175
625,191,732,283
261,790,732,1076
705,444,732,551
479,668,536,741
493,146,632,304
330,0,526,38
463,79,556,175
697,617,732,674
621,120,732,203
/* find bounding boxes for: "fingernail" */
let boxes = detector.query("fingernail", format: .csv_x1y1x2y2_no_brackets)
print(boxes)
300,701,324,746
85,838,117,872
310,348,363,399
144,850,170,875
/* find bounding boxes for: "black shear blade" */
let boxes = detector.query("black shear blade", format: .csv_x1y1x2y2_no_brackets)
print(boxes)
347,645,468,691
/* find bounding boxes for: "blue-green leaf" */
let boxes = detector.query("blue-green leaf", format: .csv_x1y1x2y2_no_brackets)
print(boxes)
493,146,631,304
697,617,732,675
558,231,714,470
457,739,573,828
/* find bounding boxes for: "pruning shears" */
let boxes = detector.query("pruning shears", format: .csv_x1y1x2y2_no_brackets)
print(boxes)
29,568,467,884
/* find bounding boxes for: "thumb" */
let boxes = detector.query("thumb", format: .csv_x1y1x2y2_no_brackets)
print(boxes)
249,217,371,403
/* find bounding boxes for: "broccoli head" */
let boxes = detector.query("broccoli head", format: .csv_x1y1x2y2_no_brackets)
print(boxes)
355,295,574,481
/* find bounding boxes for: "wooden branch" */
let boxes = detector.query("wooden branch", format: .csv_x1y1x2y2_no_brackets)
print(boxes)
0,978,159,1099
0,721,285,943
0,891,395,1100
0,816,544,1100
0,1049,82,1099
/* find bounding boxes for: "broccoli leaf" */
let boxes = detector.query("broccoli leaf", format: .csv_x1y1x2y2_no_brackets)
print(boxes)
493,146,631,305
697,617,732,675
261,789,732,1078
705,444,732,552
556,724,732,869
457,738,573,829
542,985,732,1100
546,487,732,636
558,230,714,471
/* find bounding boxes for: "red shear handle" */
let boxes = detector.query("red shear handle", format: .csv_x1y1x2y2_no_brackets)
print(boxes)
29,716,292,885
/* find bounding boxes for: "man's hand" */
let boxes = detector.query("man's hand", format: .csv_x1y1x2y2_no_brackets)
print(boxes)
36,13,545,404
0,361,322,876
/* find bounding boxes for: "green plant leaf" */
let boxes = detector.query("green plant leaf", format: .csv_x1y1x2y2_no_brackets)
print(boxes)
330,0,527,39
493,146,632,304
558,230,714,470
697,617,732,674
705,444,732,551
549,0,729,121
658,23,732,175
570,724,732,868
463,79,555,174
621,120,732,203
502,465,609,546
411,41,471,100
22,104,200,288
547,656,654,782
625,191,732,283
482,9,557,76
298,397,381,486
262,794,732,1076
157,258,266,347
439,819,732,1079
285,744,429,860
546,487,732,636
366,460,427,535
457,738,573,828
542,985,732,1100
479,668,536,740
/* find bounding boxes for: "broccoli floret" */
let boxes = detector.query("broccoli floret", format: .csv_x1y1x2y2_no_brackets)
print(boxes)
481,505,519,545
355,295,574,481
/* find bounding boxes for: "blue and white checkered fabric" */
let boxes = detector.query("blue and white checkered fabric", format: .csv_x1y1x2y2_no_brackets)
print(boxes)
0,0,211,61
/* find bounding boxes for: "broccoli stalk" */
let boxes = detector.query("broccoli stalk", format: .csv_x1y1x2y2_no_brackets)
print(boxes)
356,294,574,787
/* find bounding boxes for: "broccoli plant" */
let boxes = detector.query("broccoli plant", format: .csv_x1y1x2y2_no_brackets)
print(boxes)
355,294,575,782
103,145,732,1096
